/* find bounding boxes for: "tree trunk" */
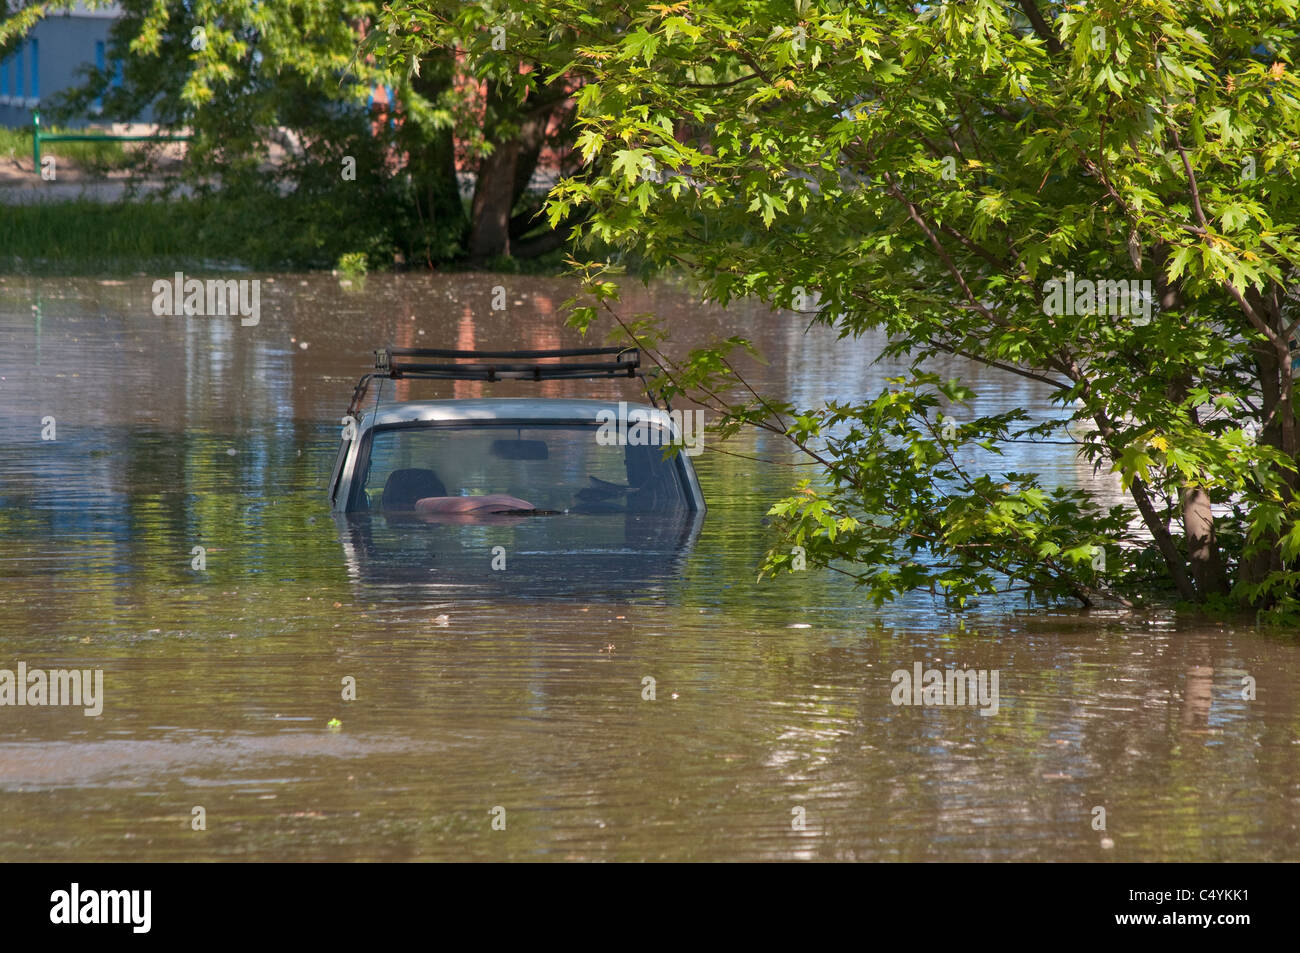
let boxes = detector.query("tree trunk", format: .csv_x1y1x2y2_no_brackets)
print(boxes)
468,138,518,260
468,82,571,260
1181,484,1228,597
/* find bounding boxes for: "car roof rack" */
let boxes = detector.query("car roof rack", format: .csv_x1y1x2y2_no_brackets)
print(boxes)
347,346,661,418
377,346,640,381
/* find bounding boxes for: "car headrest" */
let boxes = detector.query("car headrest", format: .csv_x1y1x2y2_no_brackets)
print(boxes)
381,468,447,510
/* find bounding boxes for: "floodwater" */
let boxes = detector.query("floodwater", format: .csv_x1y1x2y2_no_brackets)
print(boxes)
0,273,1296,861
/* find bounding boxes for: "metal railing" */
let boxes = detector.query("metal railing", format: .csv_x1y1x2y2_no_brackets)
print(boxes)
31,109,191,170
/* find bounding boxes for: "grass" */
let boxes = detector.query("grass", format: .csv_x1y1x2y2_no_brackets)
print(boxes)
0,199,232,273
0,189,427,274
0,195,371,273
0,194,580,276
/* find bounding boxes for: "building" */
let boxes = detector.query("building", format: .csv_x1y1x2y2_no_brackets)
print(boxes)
0,2,136,128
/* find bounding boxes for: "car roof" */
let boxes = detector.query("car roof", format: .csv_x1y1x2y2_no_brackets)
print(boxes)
360,398,673,429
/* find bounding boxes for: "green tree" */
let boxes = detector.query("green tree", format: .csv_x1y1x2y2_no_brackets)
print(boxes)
375,0,1300,615
361,1,590,259
3,0,579,264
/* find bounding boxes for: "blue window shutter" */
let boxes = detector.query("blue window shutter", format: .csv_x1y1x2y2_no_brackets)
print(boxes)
95,41,105,109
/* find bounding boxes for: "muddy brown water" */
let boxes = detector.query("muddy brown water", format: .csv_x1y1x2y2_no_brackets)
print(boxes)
0,273,1296,861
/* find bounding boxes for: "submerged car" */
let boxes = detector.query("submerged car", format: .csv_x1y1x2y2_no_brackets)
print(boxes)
328,346,705,516
328,347,705,597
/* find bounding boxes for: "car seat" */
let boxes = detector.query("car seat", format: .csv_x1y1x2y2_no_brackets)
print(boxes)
381,468,448,511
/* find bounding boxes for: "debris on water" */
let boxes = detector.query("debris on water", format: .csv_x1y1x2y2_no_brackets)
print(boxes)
788,623,812,629
327,718,342,730
1100,838,1114,849
433,614,450,626
226,448,238,456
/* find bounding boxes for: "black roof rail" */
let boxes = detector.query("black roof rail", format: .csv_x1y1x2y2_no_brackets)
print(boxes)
346,346,658,419
374,346,640,381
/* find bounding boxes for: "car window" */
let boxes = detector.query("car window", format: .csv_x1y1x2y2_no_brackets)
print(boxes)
362,423,688,513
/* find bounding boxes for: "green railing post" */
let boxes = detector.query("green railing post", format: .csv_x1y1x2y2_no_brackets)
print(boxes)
32,110,40,171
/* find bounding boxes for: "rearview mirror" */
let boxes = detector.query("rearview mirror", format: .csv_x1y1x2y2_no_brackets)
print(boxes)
491,438,549,461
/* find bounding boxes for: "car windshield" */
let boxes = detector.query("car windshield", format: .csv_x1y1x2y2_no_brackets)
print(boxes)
360,423,689,513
